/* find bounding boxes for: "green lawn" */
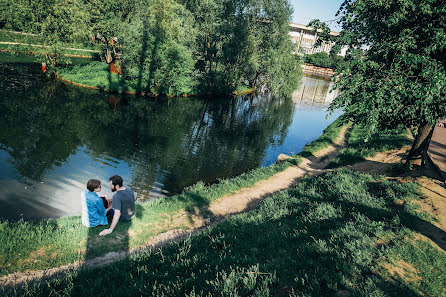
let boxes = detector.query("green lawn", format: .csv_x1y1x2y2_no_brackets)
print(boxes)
5,170,444,297
0,29,99,58
328,125,412,168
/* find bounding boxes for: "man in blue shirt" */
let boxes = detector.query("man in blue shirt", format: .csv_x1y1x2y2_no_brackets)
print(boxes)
81,179,113,227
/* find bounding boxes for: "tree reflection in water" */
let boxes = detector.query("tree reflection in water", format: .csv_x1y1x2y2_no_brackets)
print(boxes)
0,61,294,220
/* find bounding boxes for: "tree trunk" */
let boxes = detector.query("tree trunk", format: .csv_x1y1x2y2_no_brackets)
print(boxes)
407,123,434,166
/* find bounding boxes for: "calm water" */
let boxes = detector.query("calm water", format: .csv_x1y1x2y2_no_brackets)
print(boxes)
0,57,340,220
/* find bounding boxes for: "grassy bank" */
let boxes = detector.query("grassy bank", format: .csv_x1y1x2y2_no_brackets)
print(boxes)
57,61,257,97
0,119,351,276
0,162,291,277
298,118,347,158
328,125,412,168
5,170,445,297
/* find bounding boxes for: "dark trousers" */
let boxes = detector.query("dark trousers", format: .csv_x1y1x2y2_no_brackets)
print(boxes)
101,197,115,223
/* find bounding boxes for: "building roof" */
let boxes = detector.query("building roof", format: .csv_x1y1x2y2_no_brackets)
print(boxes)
289,23,340,37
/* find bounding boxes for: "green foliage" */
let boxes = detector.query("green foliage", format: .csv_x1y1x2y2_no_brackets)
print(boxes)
1,0,302,96
312,0,446,157
181,0,303,95
328,125,412,168
304,52,345,69
5,170,443,297
119,0,196,96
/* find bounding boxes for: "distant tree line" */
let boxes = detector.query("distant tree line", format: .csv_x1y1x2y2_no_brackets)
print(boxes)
0,0,302,96
304,52,345,70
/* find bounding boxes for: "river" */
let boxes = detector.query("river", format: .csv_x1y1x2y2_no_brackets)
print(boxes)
0,54,340,220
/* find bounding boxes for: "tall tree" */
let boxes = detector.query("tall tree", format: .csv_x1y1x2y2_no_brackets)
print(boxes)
119,0,196,96
314,0,446,165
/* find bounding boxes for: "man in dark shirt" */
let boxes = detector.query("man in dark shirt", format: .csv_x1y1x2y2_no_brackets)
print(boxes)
99,175,136,236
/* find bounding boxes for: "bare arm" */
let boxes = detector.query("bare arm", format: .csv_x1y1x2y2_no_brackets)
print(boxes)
99,210,120,236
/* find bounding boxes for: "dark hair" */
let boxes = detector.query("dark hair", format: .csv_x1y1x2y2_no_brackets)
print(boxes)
109,175,123,187
86,179,101,192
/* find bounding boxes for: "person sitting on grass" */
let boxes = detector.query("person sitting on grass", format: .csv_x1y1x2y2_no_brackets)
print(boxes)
99,175,136,236
81,179,114,227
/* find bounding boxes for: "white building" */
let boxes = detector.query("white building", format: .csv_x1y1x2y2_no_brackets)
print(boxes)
289,23,346,56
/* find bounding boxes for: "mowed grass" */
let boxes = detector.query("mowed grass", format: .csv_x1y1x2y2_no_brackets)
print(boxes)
0,162,293,276
5,170,445,297
0,30,39,44
58,62,129,92
0,30,99,58
328,125,412,168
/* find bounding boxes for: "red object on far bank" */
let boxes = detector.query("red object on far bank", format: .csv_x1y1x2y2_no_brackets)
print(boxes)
42,63,47,73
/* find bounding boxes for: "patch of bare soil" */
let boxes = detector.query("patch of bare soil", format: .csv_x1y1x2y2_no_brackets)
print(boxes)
383,260,422,283
349,146,412,175
349,144,446,253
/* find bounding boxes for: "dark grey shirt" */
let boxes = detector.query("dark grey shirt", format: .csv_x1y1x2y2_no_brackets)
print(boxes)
112,187,135,221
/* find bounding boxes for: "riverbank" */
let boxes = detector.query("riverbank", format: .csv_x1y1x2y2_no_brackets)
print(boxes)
3,139,446,296
0,120,350,279
3,121,437,296
57,61,256,97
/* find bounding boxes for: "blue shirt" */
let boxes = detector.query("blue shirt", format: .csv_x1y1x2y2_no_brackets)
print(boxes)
81,191,108,227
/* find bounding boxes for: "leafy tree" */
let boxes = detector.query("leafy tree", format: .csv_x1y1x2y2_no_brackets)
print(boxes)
304,52,345,69
39,0,90,66
119,0,196,95
313,0,446,164
182,0,301,95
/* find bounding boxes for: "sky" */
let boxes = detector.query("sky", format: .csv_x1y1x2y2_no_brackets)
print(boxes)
290,0,344,31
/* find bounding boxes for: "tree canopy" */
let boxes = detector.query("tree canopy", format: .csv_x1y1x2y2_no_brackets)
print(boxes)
312,0,446,163
0,0,302,96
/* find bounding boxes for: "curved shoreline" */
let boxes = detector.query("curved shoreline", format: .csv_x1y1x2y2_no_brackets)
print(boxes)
0,126,349,290
57,74,256,98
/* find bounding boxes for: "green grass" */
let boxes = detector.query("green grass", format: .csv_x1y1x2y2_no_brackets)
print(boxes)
0,29,99,58
5,170,444,297
58,63,256,97
298,118,347,158
0,30,39,44
328,125,412,168
0,161,293,277
58,62,130,92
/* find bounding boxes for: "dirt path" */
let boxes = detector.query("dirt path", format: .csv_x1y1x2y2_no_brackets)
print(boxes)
0,126,361,290
0,41,100,53
3,125,446,291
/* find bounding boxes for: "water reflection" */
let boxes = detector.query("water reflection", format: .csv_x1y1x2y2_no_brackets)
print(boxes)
0,60,338,221
292,75,338,106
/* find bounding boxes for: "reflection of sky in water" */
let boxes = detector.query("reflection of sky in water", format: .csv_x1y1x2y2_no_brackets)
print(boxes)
0,147,133,219
262,105,341,166
0,61,339,220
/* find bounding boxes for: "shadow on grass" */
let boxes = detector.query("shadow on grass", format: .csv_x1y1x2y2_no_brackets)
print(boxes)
8,170,445,296
328,127,412,168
